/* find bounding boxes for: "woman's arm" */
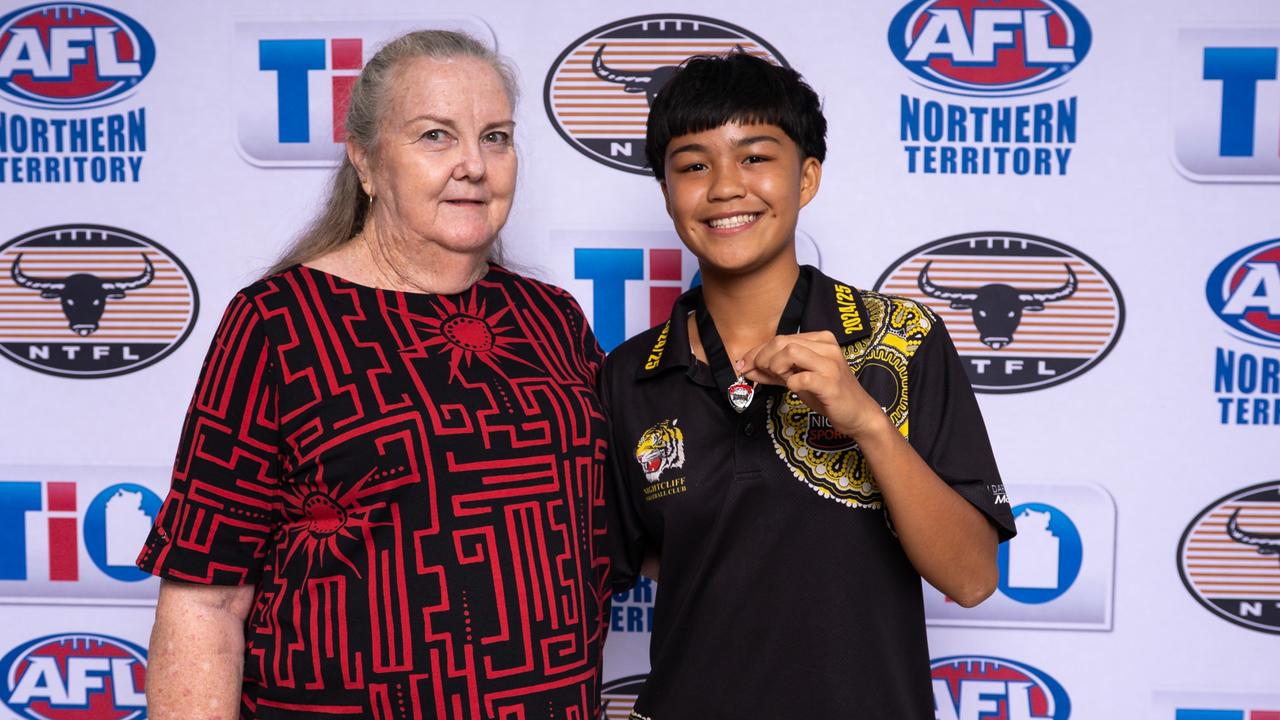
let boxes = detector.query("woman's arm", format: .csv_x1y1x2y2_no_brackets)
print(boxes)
146,580,255,720
742,330,998,607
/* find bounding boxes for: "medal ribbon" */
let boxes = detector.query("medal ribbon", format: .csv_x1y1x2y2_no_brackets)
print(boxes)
694,268,811,412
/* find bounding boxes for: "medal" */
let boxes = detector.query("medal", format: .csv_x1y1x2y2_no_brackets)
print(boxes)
727,375,756,413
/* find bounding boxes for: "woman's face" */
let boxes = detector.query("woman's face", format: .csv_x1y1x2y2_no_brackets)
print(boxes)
356,56,516,255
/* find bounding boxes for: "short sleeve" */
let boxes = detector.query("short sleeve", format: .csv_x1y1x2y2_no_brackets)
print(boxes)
599,354,649,593
907,317,1017,542
136,292,282,584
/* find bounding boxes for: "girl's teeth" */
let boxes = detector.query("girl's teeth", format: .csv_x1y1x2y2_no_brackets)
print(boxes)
709,213,758,229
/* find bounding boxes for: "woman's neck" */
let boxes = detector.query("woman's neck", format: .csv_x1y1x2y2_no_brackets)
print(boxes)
315,218,489,294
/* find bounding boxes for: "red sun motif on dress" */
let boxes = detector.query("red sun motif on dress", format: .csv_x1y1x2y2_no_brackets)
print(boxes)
412,289,534,380
280,467,393,580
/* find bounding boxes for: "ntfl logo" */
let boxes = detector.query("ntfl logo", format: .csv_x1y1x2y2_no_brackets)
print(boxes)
0,3,154,110
887,0,1091,97
932,656,1070,720
0,225,198,378
1,633,146,720
599,675,646,720
1178,480,1280,634
235,19,496,166
876,232,1124,393
544,14,788,174
1175,30,1280,182
1207,239,1280,347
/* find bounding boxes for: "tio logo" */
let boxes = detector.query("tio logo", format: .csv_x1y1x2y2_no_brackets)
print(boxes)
1177,707,1280,712
0,481,159,584
575,247,694,352
1176,30,1280,182
998,503,1083,604
235,19,496,167
259,37,362,144
1,633,146,720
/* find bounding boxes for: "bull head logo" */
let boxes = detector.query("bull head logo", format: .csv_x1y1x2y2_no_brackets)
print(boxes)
591,44,683,106
918,262,1078,350
11,253,155,336
1227,508,1280,560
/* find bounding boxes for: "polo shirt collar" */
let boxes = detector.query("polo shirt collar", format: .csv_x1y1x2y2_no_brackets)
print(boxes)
634,265,873,381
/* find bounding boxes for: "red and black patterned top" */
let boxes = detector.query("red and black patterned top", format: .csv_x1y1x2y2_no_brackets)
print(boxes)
137,264,611,719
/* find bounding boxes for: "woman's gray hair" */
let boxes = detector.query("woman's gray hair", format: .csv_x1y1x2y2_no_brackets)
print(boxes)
265,30,518,277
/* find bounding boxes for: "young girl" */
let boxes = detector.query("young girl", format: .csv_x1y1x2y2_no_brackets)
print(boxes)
603,52,1016,719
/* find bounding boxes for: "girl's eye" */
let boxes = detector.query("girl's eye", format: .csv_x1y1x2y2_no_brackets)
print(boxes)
680,162,707,173
745,155,768,164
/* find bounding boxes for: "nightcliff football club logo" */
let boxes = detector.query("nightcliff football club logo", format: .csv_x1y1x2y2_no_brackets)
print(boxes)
876,232,1124,393
544,14,787,175
0,225,198,378
1178,480,1280,634
635,419,684,482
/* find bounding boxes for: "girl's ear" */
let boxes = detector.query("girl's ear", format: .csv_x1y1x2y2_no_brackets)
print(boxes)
798,157,822,209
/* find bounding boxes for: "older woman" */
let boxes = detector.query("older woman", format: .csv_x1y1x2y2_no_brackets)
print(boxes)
138,31,610,719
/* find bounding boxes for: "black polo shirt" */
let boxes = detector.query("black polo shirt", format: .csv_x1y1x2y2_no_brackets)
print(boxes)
602,265,1015,720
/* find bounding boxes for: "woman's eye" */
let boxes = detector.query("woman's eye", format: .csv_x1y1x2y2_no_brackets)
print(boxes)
483,131,512,145
422,129,448,142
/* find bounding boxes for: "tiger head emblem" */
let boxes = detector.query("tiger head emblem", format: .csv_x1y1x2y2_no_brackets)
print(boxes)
635,419,685,483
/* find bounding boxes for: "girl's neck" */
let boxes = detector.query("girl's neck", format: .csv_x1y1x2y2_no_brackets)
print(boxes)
699,256,801,361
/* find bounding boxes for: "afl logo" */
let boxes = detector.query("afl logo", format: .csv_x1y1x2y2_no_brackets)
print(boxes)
544,14,787,175
875,232,1124,393
0,225,198,378
0,3,155,109
1178,480,1280,635
1206,239,1280,348
1,633,147,720
600,674,646,720
932,656,1070,719
887,0,1091,97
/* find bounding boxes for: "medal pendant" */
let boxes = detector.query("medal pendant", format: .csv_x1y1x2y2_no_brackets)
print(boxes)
727,376,756,413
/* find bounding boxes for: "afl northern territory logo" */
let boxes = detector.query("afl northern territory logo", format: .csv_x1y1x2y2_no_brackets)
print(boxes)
1178,480,1280,635
1207,238,1280,348
0,225,198,378
544,14,787,175
876,232,1124,393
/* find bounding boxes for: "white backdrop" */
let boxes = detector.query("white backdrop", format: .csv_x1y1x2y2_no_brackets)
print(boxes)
0,1,1277,719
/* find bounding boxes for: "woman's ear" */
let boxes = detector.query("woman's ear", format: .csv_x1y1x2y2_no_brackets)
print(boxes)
348,140,374,197
798,157,822,209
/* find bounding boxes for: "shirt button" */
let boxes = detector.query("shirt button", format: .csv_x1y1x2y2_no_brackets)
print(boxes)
743,422,755,436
